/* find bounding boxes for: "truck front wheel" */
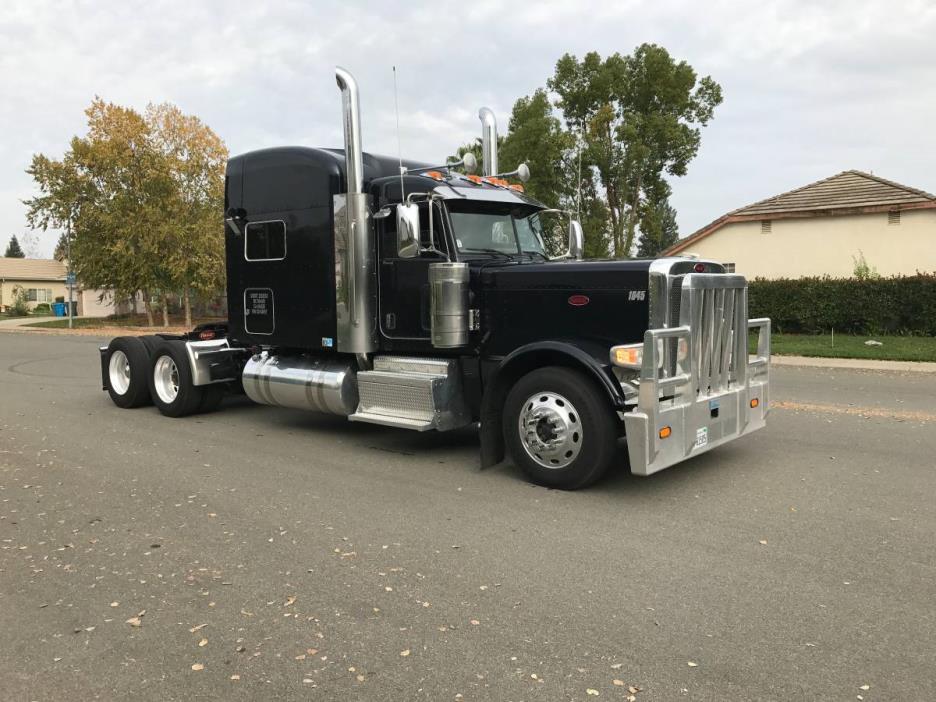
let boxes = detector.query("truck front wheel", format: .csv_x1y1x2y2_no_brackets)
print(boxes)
503,366,618,490
148,340,204,418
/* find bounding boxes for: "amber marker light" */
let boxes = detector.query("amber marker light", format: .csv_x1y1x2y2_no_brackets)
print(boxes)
425,170,445,181
750,398,760,408
659,426,672,439
612,345,642,368
509,183,525,192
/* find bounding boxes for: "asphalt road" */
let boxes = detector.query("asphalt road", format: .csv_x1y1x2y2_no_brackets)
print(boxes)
1,332,934,701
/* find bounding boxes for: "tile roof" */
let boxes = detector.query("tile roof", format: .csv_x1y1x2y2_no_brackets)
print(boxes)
0,257,67,281
666,170,936,255
732,170,936,217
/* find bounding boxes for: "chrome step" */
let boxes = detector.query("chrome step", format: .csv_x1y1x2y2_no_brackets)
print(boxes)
349,356,470,431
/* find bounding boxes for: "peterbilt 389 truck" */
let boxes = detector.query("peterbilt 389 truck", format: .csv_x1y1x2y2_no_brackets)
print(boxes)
99,67,771,490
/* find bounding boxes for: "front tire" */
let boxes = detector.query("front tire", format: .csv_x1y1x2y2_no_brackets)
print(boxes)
105,337,152,409
503,366,618,490
148,340,204,417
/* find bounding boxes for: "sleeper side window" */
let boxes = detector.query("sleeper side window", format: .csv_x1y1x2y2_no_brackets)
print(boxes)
245,220,287,261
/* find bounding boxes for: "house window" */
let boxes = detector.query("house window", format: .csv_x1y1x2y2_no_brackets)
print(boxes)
245,220,287,261
26,288,53,302
888,210,900,225
723,262,736,273
760,220,772,234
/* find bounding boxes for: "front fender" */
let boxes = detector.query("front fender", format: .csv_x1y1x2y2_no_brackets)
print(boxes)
478,340,624,468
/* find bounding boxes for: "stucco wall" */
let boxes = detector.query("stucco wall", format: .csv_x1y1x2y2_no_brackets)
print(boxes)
680,209,936,279
0,279,67,311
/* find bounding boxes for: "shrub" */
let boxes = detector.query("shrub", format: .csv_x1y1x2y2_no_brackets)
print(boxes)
10,286,30,317
34,302,52,315
748,274,936,336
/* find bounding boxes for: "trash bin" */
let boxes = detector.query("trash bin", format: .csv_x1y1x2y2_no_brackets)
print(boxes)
52,302,66,317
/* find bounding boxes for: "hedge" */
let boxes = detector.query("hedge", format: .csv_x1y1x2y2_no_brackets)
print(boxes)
747,274,936,336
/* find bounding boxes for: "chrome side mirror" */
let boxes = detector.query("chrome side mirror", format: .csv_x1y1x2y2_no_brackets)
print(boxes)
516,163,530,183
568,220,584,260
396,203,420,259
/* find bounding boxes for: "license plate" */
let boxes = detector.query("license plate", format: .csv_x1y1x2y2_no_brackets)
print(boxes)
694,426,709,449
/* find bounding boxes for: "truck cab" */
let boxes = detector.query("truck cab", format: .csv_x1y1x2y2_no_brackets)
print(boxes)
100,67,770,490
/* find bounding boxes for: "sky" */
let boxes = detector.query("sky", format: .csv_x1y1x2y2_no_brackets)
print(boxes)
2,0,935,258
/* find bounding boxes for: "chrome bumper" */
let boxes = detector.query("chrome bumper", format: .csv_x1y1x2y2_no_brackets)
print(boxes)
622,275,770,476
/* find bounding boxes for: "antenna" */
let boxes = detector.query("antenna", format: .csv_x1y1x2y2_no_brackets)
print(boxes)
576,136,583,221
393,66,405,201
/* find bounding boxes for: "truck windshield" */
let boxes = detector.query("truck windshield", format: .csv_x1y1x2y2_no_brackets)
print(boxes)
447,202,547,257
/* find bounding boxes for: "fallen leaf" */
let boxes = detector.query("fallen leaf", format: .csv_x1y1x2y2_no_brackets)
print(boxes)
385,586,393,592
230,674,240,681
53,657,62,662
198,638,208,647
687,661,698,667
586,689,600,696
285,596,297,607
400,649,411,657
110,602,119,608
610,663,623,669
306,648,318,656
189,623,208,633
191,663,204,671
295,654,306,660
531,673,539,680
629,686,639,694
627,696,637,702
759,539,768,545
470,619,480,626
356,674,365,682
126,617,142,628
613,679,625,686
859,684,870,690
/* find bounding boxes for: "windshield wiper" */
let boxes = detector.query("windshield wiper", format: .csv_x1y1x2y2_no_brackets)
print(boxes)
461,248,515,257
521,250,548,261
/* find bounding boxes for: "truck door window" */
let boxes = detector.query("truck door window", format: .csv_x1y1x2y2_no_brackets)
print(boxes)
244,220,287,261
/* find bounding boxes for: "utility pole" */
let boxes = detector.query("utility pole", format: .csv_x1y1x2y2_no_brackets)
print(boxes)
66,218,73,329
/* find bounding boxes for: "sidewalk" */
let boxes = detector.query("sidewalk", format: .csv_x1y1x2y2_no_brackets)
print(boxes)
772,355,936,373
0,315,60,328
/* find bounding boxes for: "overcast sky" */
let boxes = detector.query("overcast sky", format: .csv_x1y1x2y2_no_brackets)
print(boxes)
2,0,935,257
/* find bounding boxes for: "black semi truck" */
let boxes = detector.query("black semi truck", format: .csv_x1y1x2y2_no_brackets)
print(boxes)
100,67,771,489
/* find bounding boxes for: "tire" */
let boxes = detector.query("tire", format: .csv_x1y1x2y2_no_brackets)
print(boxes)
138,335,162,356
147,340,204,418
503,366,619,490
105,337,152,409
198,384,226,413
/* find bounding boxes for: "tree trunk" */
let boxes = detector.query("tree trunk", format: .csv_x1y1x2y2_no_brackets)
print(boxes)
622,173,643,258
161,294,170,328
142,290,154,327
183,288,192,329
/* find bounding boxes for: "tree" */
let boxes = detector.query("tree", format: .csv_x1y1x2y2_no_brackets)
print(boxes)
53,232,69,262
4,235,25,258
636,200,679,258
548,45,721,257
25,98,227,327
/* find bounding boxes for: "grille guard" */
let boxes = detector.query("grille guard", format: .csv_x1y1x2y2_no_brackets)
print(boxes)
622,273,771,476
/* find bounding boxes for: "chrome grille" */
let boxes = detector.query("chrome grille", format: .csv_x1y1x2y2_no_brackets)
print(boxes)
678,274,748,396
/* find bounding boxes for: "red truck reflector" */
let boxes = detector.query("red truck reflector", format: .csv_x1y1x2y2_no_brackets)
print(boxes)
568,294,590,307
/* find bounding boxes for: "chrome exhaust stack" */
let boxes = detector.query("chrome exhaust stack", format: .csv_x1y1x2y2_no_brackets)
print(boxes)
478,107,498,176
333,67,377,355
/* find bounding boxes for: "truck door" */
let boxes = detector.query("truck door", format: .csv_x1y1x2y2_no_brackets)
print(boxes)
378,202,449,340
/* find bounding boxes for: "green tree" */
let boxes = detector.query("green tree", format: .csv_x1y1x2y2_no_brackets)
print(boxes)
25,98,227,327
4,235,25,258
549,45,721,257
636,199,679,258
53,232,68,261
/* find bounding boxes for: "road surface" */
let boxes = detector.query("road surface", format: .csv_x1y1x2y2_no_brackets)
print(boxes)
1,332,934,701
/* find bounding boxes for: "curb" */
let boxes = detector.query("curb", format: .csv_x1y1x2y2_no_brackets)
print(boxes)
772,355,936,373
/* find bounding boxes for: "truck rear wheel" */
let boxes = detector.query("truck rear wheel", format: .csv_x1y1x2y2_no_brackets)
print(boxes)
105,337,152,409
148,340,204,418
503,366,618,490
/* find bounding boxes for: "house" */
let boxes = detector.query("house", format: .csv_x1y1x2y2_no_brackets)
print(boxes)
0,257,115,316
665,171,936,278
0,257,67,312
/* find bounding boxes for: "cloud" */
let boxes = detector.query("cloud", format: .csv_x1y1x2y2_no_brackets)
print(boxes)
2,0,935,256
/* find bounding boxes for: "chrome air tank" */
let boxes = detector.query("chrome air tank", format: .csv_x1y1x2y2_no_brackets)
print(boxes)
429,262,469,348
242,354,358,415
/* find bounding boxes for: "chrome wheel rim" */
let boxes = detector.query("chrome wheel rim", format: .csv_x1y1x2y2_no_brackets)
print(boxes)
153,355,180,404
108,350,131,395
518,391,582,469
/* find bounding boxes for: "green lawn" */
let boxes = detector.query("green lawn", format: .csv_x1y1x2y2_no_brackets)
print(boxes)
25,314,224,330
751,333,936,362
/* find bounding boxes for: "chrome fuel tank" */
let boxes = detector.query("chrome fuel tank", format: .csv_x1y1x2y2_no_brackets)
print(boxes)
242,354,358,416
